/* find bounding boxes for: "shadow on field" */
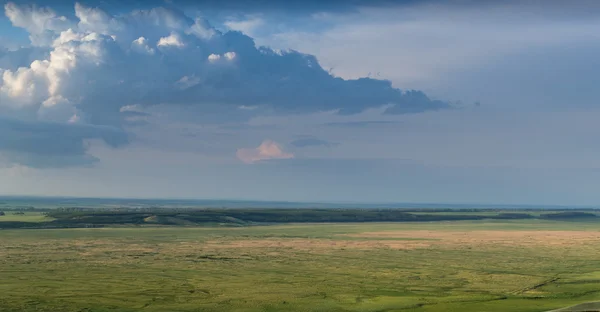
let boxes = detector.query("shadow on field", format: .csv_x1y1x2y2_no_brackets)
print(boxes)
547,302,600,311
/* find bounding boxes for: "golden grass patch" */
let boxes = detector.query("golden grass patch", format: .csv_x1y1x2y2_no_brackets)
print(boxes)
205,238,430,250
347,230,600,247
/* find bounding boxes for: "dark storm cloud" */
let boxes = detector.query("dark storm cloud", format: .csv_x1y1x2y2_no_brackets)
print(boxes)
0,118,128,168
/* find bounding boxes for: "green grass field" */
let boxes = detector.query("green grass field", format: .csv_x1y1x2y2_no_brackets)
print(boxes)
1,220,600,312
0,211,54,222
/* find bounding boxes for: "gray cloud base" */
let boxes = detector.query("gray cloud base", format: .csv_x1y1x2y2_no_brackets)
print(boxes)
0,118,128,168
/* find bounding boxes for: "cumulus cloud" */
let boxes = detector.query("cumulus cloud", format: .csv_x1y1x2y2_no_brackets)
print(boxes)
236,140,294,164
223,51,237,60
4,2,72,46
0,2,450,167
157,32,185,47
207,53,221,62
1,2,448,123
207,51,236,63
131,37,155,54
187,17,217,39
0,27,114,122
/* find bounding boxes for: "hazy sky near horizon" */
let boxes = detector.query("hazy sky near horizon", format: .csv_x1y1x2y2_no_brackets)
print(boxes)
1,0,600,205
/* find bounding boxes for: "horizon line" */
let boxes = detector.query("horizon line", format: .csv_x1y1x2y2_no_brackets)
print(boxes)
0,194,596,209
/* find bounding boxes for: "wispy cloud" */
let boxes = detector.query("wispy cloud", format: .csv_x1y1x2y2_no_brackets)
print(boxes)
224,16,264,36
290,137,338,148
323,121,399,128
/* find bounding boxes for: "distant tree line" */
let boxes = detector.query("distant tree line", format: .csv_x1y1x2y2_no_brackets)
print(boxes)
0,208,597,229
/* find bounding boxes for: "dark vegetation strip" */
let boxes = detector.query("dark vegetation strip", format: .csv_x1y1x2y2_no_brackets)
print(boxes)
512,277,560,295
0,208,598,229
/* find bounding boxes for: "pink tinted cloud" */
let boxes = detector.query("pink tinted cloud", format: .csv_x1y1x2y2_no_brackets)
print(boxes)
236,140,294,164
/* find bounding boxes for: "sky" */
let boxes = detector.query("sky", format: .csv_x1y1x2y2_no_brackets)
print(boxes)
1,0,600,205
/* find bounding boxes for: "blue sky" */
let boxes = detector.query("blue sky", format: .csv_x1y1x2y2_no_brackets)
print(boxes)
1,0,600,205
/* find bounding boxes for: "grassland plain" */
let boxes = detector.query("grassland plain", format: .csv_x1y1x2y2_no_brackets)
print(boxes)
0,211,54,222
1,220,600,312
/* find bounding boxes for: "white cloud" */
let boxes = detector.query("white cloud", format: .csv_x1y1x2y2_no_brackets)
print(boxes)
52,28,83,45
238,105,258,110
75,2,114,35
4,2,72,46
207,53,221,62
175,75,200,90
157,32,184,47
120,104,144,113
1,63,47,108
236,140,294,164
224,17,264,37
68,113,81,124
1,26,112,122
207,52,236,62
131,36,155,54
187,17,217,39
223,51,236,61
